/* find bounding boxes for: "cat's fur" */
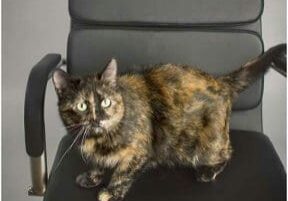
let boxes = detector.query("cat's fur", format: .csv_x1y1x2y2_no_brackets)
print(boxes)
53,44,286,201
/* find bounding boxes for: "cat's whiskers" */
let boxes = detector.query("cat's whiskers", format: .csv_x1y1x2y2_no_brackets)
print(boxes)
63,123,91,137
65,123,87,131
80,127,87,163
105,129,114,144
54,124,78,134
53,123,83,135
80,126,91,164
52,126,85,173
65,122,84,128
66,126,81,134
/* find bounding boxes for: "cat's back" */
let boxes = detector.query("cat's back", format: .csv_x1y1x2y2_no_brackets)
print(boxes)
146,64,217,87
118,64,232,112
139,64,232,164
118,73,149,98
117,73,152,120
144,64,230,102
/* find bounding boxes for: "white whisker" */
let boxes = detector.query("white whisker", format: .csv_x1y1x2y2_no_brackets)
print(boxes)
80,127,90,163
65,123,83,129
52,127,85,172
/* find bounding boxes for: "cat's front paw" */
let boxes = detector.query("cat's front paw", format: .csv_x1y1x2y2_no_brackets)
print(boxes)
76,172,102,188
98,189,123,201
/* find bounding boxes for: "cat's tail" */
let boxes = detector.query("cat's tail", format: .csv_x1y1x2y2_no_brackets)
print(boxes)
220,44,286,97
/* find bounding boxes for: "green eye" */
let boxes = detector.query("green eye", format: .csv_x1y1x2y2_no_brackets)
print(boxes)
77,102,87,112
101,98,111,108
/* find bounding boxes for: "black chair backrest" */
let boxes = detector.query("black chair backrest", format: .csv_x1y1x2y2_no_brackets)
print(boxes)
67,0,264,132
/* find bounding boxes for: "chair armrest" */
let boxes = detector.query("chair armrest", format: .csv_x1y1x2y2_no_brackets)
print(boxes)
24,54,63,196
25,54,62,156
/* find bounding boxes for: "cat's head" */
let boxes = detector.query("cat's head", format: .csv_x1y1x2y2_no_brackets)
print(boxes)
52,59,125,137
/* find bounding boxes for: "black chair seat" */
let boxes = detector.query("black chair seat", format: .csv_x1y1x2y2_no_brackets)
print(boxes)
44,130,286,201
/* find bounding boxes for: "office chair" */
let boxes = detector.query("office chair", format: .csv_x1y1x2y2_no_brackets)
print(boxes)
25,0,286,200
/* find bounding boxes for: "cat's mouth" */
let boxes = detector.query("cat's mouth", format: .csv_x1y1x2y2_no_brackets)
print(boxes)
87,121,105,135
90,120,110,135
93,126,104,134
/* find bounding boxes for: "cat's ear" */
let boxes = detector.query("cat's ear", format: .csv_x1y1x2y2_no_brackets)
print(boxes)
101,58,117,86
52,69,71,95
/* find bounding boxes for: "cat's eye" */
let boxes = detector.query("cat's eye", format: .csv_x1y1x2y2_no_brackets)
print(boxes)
101,98,111,108
77,102,87,112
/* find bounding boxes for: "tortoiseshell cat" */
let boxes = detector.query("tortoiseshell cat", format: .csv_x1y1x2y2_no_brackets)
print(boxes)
52,44,286,201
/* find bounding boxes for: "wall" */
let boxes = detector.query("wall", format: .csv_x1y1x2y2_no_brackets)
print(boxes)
262,0,287,168
2,0,286,201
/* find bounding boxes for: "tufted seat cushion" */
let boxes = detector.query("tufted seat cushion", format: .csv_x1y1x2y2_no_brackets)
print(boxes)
44,130,286,201
69,0,263,26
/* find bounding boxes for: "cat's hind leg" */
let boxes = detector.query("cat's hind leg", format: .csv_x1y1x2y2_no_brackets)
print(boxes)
192,103,232,182
192,126,232,182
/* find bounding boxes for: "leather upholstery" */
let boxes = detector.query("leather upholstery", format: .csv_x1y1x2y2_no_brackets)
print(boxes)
69,0,263,25
25,54,62,157
43,130,286,201
66,0,265,131
230,103,263,132
42,2,286,201
67,29,263,111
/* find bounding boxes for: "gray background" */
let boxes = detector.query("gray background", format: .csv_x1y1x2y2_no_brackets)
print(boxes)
2,0,286,201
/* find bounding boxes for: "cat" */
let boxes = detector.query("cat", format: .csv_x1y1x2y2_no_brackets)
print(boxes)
52,44,286,201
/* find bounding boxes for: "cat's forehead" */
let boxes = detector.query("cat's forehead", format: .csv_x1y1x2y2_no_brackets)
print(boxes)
77,77,116,97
